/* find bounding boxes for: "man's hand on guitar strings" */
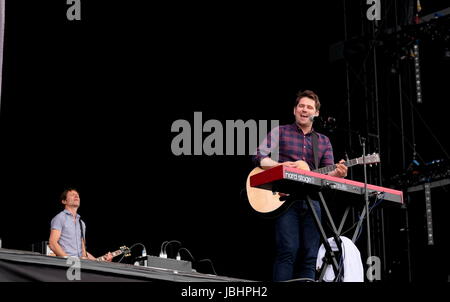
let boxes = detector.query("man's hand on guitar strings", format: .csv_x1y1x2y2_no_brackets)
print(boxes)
332,160,348,178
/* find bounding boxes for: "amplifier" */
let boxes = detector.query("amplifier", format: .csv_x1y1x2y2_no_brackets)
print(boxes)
145,255,193,272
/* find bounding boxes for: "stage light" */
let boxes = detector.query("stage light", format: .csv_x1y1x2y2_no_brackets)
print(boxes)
413,42,422,104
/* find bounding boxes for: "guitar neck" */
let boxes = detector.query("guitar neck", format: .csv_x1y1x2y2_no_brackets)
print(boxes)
96,249,122,261
313,159,357,175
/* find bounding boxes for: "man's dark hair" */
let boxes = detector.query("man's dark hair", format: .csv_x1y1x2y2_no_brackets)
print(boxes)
294,90,321,111
60,188,79,201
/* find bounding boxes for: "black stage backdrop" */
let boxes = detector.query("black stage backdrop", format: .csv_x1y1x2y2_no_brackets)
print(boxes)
0,1,449,282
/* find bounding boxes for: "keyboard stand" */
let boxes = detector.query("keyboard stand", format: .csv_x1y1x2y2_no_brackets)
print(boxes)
310,189,376,281
305,192,344,281
250,164,404,281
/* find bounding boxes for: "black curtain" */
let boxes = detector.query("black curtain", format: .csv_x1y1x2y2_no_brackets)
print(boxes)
0,0,5,108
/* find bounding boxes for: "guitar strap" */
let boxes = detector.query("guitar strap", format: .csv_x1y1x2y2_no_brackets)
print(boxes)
79,218,86,252
311,131,319,169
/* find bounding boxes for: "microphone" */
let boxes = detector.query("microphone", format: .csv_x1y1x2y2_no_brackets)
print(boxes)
309,116,337,130
309,115,319,122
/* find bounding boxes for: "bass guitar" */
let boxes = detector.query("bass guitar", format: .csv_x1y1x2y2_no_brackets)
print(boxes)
48,245,131,261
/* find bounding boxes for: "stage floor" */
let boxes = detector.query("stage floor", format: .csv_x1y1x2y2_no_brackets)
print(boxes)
0,248,251,282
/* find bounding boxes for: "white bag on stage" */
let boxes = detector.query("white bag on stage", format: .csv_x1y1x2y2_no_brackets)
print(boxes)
316,236,364,282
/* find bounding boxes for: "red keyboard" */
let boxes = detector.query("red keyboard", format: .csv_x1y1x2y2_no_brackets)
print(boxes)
250,165,403,204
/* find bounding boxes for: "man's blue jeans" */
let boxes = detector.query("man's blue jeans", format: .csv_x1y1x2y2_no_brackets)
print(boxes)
273,199,321,281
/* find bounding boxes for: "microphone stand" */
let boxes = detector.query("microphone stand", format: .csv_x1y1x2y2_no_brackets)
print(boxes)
360,136,372,282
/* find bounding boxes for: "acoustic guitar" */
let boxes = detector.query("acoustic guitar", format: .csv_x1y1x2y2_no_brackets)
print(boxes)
245,153,380,217
48,245,131,261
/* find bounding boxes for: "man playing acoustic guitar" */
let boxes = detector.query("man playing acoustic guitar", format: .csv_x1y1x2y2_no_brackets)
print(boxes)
49,188,113,261
253,90,347,281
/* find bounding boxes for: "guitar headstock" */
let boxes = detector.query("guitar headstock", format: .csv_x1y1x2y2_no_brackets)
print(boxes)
357,153,380,165
120,245,131,257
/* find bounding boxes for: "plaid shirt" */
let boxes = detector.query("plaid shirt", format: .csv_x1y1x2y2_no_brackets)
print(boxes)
253,123,335,170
